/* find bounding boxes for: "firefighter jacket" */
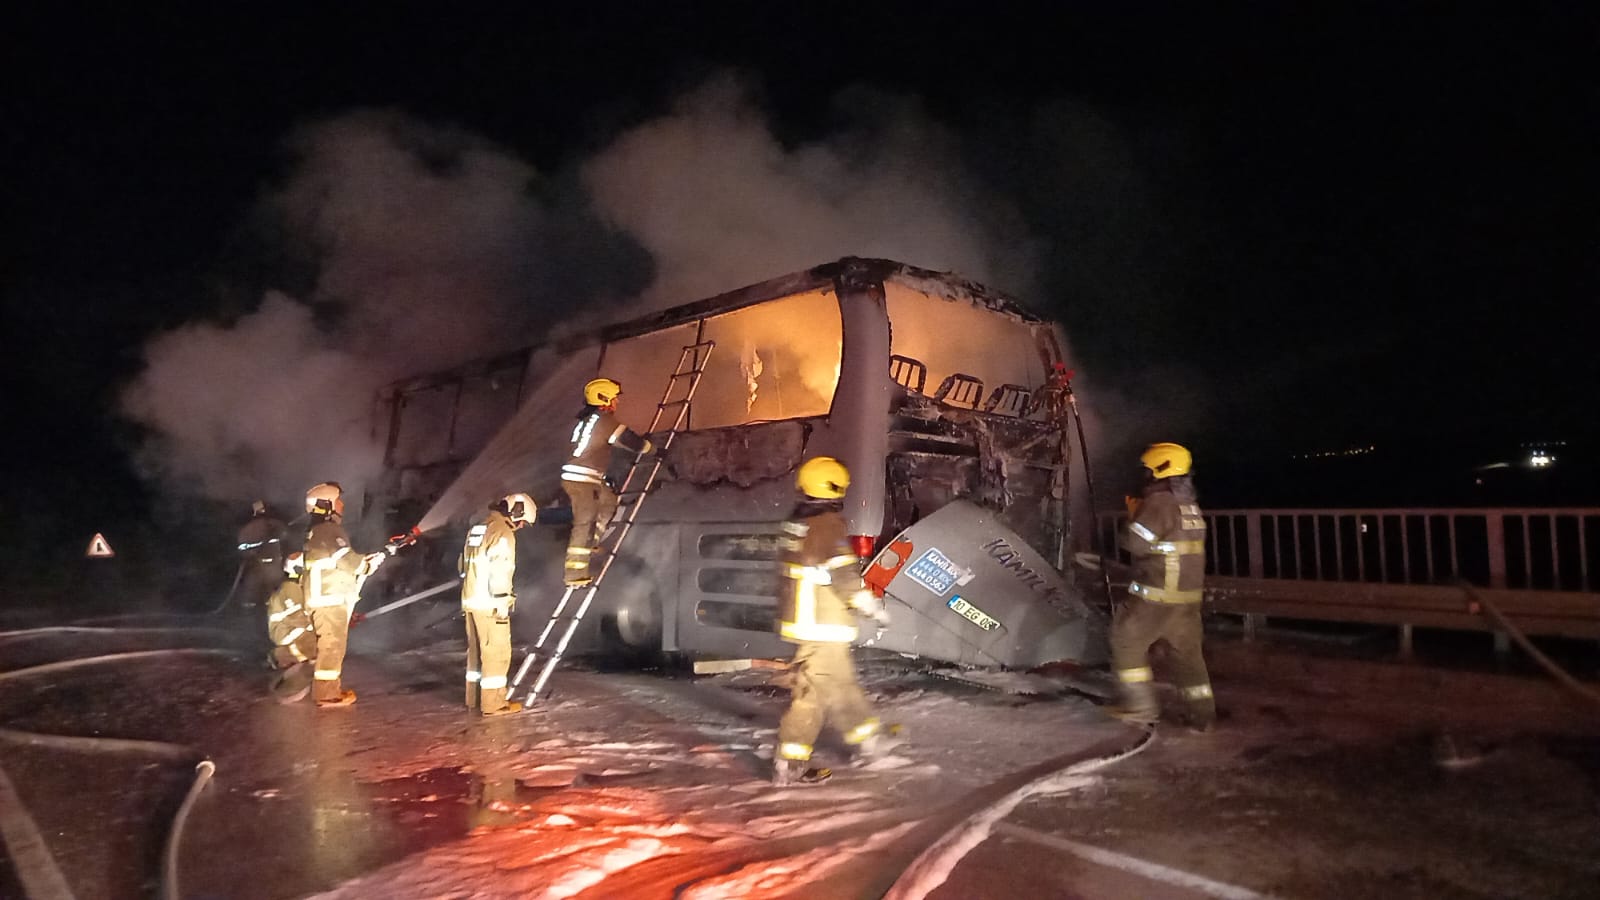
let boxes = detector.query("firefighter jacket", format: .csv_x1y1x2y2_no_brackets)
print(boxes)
266,578,313,655
459,510,517,615
237,515,286,566
777,508,870,643
1123,481,1207,604
562,406,649,488
302,520,372,609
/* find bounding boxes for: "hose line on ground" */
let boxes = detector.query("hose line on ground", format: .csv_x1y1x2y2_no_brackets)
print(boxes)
0,646,231,899
1458,580,1600,710
163,759,216,900
884,727,1156,900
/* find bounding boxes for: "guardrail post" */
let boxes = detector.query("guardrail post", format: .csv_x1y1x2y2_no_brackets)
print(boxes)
1484,513,1512,658
1246,515,1264,579
1485,513,1507,589
1398,623,1413,661
1492,631,1511,660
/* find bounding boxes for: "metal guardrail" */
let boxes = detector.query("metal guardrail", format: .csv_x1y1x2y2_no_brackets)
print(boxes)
1094,508,1600,646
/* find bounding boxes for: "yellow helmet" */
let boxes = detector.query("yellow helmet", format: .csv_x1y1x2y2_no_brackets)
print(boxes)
501,492,537,526
305,481,344,516
797,456,850,499
1140,442,1193,479
584,378,622,406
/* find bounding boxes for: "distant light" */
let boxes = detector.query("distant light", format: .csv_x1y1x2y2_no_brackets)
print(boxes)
1530,451,1553,468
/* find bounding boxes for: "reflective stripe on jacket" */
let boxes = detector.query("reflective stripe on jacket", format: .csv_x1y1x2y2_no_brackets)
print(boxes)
266,579,312,646
302,521,364,608
1123,488,1207,603
777,509,864,643
562,406,647,486
459,511,516,614
237,516,286,564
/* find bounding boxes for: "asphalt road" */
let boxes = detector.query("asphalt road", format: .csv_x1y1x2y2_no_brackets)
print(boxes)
2,618,1597,898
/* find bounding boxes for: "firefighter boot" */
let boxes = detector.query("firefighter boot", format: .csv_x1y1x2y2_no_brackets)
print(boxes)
479,687,523,717
1108,681,1160,726
315,679,357,707
1179,683,1217,732
852,724,908,766
772,758,832,788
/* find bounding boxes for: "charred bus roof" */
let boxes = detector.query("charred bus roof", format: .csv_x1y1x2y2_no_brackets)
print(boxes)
379,257,1048,398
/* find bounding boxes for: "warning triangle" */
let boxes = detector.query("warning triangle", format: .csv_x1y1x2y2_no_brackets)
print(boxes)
86,533,116,558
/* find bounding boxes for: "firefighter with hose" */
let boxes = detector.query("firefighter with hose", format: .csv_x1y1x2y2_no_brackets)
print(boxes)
1110,443,1216,730
234,499,286,611
459,492,536,716
772,456,895,787
301,482,386,707
560,378,653,587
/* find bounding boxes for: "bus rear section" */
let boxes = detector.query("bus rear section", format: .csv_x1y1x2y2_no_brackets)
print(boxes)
377,258,1105,668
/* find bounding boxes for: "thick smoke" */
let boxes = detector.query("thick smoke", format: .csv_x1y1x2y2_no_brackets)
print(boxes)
582,76,1039,305
120,74,1047,513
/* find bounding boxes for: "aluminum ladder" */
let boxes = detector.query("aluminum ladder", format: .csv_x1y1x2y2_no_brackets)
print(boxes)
508,339,715,702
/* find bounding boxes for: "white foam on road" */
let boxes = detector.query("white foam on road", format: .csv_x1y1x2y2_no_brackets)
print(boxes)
995,822,1278,899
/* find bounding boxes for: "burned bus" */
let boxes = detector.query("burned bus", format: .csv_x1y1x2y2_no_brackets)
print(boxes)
370,258,1107,669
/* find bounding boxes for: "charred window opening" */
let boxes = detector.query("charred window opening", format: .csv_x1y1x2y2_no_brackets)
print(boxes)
694,599,778,633
601,289,842,435
882,280,1068,563
697,533,791,561
697,568,783,596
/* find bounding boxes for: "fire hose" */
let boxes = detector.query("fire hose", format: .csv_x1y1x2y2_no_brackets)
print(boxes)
883,727,1156,899
0,648,231,900
208,560,248,615
1458,580,1600,710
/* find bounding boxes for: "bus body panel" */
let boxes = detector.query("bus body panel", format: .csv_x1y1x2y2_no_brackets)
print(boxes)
368,259,1102,669
863,499,1109,668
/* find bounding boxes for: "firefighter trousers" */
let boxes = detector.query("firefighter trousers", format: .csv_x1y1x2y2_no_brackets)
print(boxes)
464,610,513,712
240,561,281,609
270,627,317,669
308,605,351,702
777,641,878,762
562,481,618,584
1110,595,1215,727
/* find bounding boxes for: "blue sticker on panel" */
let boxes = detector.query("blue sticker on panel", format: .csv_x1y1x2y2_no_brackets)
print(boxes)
904,547,962,597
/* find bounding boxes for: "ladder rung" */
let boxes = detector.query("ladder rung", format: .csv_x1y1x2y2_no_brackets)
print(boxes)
669,368,707,379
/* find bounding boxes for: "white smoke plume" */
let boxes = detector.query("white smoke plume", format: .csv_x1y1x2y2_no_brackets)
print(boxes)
120,74,1045,512
582,75,1039,305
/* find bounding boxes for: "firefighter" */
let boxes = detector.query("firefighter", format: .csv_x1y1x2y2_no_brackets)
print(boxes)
772,456,892,787
459,492,536,716
560,378,653,587
1110,442,1215,730
267,551,317,669
266,551,319,703
301,482,385,707
235,500,286,610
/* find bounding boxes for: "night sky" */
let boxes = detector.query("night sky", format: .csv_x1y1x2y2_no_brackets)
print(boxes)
4,4,1597,577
